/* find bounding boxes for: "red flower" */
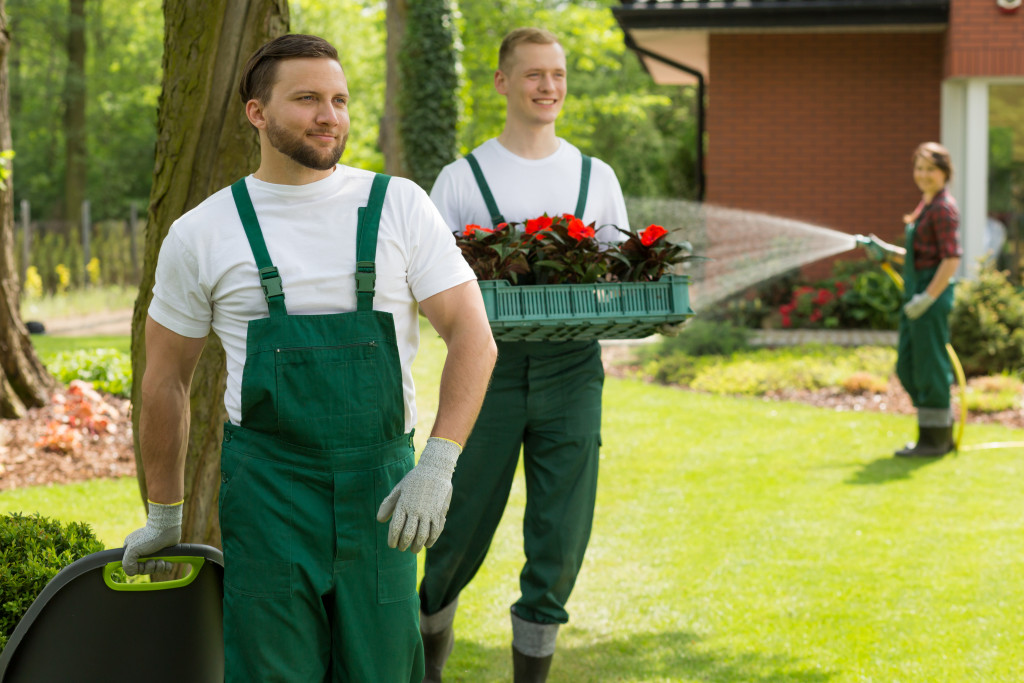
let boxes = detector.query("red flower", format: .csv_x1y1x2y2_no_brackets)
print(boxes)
567,218,594,241
463,224,494,237
496,222,509,230
814,289,832,305
779,303,796,315
835,281,848,295
640,224,668,246
525,216,554,235
781,314,792,328
810,310,823,323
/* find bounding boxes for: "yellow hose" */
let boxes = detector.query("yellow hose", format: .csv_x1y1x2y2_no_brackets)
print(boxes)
880,261,967,452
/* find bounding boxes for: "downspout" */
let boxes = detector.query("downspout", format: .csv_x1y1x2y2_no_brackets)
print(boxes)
623,34,706,202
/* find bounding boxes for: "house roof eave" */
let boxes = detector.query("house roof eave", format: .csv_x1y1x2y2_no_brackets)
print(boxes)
612,0,950,32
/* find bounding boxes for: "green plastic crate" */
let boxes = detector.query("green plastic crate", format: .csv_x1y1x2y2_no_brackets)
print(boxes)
477,274,694,342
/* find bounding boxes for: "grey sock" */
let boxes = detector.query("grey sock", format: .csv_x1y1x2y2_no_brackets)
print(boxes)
420,596,458,635
918,407,952,427
510,609,559,658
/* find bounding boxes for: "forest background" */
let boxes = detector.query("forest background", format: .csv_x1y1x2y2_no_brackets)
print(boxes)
8,0,696,236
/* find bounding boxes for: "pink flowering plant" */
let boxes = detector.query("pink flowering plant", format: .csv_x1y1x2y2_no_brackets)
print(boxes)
456,214,699,285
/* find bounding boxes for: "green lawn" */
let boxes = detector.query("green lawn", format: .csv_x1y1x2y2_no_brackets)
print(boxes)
3,327,1024,681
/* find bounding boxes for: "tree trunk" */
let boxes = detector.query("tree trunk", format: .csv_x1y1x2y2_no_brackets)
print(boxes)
63,0,86,240
0,0,54,419
381,0,408,177
131,0,289,549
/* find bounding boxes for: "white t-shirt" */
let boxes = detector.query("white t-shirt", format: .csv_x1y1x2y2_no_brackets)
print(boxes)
430,138,629,242
149,165,475,430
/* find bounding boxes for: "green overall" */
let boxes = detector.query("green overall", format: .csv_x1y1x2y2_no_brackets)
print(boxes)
421,154,602,625
220,175,424,682
896,217,955,411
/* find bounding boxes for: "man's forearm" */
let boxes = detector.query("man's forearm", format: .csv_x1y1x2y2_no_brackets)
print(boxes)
139,376,191,503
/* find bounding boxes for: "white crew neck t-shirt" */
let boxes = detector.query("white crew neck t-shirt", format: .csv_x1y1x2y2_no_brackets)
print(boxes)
429,138,629,242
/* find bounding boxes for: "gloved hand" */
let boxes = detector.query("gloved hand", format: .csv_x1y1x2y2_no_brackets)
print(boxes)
864,234,898,262
122,500,183,576
903,292,936,320
376,437,460,553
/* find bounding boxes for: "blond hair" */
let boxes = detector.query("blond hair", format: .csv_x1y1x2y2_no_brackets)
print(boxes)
498,27,560,72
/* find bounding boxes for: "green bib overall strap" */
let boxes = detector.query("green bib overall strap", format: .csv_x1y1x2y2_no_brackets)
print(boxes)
466,152,591,228
355,173,391,312
574,154,591,219
231,179,286,317
465,154,506,228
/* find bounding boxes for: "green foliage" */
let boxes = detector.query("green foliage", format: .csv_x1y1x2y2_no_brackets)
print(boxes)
0,512,104,650
650,319,751,358
642,343,897,396
398,0,460,189
43,348,132,397
950,267,1024,377
9,0,163,221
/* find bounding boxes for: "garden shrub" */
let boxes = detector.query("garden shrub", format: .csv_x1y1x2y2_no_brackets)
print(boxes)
0,513,104,650
950,268,1024,377
961,375,1023,413
43,348,132,397
656,319,752,357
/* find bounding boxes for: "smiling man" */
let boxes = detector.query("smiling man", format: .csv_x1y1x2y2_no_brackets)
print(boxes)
421,27,629,683
121,34,496,682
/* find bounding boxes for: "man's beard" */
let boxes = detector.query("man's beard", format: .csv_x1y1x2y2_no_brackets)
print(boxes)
266,118,347,171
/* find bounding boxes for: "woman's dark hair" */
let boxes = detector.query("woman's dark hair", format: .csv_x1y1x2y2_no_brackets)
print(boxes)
238,34,339,104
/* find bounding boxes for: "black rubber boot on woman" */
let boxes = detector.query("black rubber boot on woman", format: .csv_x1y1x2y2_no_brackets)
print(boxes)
895,425,954,457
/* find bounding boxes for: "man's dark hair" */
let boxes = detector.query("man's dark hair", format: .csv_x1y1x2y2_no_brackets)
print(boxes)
238,34,340,105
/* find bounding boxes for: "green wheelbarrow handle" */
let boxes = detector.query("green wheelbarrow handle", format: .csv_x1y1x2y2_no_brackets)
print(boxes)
102,556,206,592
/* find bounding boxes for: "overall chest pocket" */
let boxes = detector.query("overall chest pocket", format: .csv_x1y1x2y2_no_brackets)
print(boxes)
275,341,381,449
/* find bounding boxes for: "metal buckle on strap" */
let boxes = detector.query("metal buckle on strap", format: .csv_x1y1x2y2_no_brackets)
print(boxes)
355,261,376,294
259,266,284,301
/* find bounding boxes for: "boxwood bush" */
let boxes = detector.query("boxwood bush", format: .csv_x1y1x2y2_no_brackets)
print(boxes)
950,268,1024,377
0,513,104,650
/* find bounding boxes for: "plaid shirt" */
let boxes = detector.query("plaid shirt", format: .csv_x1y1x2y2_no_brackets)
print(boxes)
910,188,962,269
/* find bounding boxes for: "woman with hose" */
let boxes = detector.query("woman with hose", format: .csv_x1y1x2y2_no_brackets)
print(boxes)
865,142,962,457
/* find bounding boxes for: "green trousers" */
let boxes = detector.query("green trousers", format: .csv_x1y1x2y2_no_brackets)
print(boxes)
421,340,603,625
896,265,955,410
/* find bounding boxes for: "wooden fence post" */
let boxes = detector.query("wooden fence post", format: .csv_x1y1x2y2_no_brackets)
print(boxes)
129,201,139,283
19,199,29,285
81,199,91,287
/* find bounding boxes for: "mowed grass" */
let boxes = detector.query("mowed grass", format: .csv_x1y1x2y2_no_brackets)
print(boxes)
3,324,1024,681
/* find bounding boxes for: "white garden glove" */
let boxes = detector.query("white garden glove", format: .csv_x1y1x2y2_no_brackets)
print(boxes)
122,500,183,576
903,292,935,320
376,437,460,553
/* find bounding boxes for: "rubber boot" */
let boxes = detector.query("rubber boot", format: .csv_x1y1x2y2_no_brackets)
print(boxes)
420,593,458,683
512,645,553,683
895,425,954,457
421,625,453,683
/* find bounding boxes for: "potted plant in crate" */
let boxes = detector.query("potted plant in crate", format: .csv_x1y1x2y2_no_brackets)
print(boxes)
455,214,699,341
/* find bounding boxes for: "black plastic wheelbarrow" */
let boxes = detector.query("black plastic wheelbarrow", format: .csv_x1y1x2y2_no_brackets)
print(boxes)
0,543,224,682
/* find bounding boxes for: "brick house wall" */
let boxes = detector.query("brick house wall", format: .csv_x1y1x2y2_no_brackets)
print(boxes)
946,0,1024,77
705,32,945,277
